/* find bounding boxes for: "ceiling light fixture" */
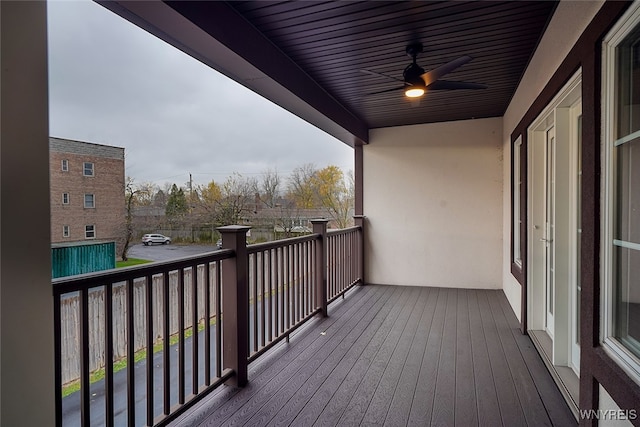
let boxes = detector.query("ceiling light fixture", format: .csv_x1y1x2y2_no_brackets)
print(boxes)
405,86,425,98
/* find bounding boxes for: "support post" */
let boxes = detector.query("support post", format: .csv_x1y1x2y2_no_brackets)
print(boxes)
311,219,329,317
354,215,366,285
218,225,251,387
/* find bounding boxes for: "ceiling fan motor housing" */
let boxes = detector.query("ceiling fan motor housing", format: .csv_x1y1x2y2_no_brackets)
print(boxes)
404,63,425,86
404,43,426,87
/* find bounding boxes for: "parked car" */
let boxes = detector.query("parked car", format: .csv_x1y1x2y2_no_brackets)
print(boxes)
142,234,171,246
216,239,223,249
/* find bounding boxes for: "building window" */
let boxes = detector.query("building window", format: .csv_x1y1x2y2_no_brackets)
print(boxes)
62,159,69,171
84,193,95,208
513,135,523,267
85,225,95,239
83,162,94,176
63,225,70,238
603,3,640,381
62,193,69,205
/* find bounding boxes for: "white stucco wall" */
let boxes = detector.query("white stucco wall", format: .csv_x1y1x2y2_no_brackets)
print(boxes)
501,0,605,320
363,117,502,288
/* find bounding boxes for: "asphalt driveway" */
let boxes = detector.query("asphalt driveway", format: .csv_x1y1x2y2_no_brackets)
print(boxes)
128,243,219,262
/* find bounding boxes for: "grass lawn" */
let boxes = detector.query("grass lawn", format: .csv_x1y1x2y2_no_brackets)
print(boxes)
116,258,151,268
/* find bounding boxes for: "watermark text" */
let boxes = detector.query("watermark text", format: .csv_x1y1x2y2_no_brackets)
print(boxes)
579,409,637,421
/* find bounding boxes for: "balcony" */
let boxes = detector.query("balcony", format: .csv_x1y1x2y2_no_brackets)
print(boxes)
54,220,574,426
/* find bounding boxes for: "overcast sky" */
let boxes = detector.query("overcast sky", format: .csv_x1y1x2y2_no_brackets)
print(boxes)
47,0,354,189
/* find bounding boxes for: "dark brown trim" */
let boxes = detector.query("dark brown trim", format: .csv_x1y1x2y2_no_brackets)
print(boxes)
508,0,636,421
592,348,640,421
99,1,369,147
510,133,525,286
510,131,527,333
354,144,364,216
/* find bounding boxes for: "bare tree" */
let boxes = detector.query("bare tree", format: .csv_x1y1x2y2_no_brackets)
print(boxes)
254,168,281,209
221,173,256,225
121,178,152,261
287,163,317,209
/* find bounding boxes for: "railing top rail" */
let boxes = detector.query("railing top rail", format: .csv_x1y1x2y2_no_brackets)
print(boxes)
247,233,319,254
52,249,235,295
326,225,361,237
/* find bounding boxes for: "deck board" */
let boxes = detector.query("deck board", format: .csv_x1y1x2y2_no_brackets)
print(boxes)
407,288,446,426
290,286,400,426
384,287,436,426
431,288,457,426
173,285,576,427
455,289,477,426
468,290,502,426
336,287,419,425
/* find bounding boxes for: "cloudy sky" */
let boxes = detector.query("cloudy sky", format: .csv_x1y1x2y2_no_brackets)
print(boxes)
47,0,354,188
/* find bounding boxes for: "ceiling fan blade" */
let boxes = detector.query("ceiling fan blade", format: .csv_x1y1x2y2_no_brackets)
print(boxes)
366,86,406,95
428,80,488,90
360,69,405,82
420,55,473,86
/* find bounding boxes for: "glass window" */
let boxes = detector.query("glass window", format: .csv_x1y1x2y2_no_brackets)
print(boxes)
604,3,640,374
63,225,69,238
83,162,94,176
62,193,69,205
61,159,68,171
513,136,523,267
84,193,94,208
613,24,640,360
85,225,95,239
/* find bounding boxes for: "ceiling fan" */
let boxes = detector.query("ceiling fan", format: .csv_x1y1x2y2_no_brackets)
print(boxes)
362,43,487,98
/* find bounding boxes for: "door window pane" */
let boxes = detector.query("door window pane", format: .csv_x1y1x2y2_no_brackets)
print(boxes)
616,29,640,138
614,245,640,358
615,139,640,244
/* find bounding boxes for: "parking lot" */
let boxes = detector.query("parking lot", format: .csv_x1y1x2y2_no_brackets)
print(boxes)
128,243,219,262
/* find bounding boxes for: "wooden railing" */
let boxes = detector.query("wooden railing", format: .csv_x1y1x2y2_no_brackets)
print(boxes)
53,220,363,426
327,226,362,303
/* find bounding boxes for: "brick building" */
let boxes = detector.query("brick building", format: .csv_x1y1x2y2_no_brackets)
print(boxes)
49,137,125,253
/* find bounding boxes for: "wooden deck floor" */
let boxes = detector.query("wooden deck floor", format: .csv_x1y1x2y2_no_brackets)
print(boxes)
173,285,576,426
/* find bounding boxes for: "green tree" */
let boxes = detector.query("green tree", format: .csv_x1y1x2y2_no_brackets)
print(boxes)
165,183,188,222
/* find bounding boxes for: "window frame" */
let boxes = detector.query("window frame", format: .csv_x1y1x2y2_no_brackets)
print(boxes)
62,192,69,205
62,225,70,238
85,225,95,239
61,159,69,172
84,193,95,209
512,135,523,268
602,1,640,384
83,162,94,177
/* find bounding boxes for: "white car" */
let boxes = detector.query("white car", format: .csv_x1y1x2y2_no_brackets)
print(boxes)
142,234,171,246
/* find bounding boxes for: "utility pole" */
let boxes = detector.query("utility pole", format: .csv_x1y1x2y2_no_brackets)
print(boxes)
189,173,194,242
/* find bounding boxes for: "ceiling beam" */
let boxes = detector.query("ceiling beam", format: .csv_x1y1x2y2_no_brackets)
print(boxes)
98,0,369,146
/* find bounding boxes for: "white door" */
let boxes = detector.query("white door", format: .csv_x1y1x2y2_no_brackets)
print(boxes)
570,104,582,374
544,127,556,336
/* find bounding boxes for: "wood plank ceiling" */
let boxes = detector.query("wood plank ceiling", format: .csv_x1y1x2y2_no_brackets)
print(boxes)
225,1,557,129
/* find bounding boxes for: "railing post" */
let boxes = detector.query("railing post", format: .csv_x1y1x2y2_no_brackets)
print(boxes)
311,219,329,317
354,215,366,285
218,225,251,387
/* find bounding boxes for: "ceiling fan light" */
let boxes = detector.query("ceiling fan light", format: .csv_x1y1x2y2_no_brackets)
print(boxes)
405,87,425,98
